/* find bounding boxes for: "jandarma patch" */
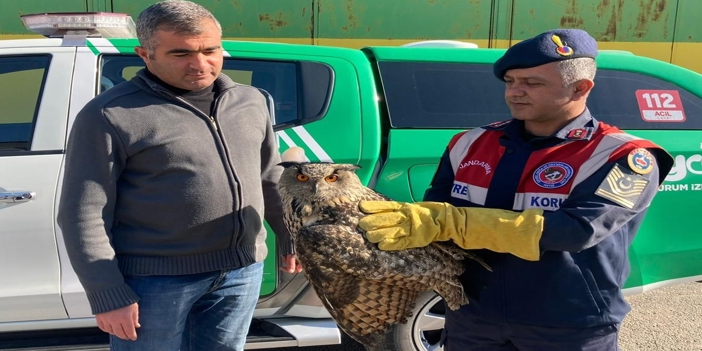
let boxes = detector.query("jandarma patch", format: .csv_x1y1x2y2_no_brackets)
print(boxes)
595,164,649,209
533,162,574,189
551,35,573,56
627,148,655,175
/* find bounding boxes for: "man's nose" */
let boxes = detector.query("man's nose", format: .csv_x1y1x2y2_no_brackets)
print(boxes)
506,84,525,97
189,53,208,71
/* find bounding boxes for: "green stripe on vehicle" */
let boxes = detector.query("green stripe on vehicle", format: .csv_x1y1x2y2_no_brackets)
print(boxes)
86,40,100,56
277,129,328,163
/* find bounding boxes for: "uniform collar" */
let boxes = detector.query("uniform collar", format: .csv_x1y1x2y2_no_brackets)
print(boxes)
553,108,597,141
503,108,598,144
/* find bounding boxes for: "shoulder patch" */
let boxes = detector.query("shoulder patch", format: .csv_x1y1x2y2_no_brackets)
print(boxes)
627,148,655,175
482,119,512,130
595,164,650,209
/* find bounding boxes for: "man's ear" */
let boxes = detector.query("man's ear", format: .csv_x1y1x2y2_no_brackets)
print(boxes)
572,79,594,101
134,46,150,62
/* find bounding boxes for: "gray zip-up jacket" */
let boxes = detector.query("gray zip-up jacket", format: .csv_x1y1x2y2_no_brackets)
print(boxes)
57,70,293,314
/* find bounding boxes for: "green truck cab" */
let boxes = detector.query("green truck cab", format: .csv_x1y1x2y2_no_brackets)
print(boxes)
1,12,701,351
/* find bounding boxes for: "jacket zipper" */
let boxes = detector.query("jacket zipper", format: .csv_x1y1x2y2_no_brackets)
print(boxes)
209,96,247,246
170,95,221,133
169,92,245,250
145,79,247,254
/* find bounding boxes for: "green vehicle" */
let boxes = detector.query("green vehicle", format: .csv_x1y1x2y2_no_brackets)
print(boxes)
0,12,700,351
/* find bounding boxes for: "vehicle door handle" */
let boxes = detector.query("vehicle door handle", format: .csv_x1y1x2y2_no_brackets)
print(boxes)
0,191,36,203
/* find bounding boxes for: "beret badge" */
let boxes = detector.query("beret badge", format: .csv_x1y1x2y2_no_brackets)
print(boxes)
551,34,573,57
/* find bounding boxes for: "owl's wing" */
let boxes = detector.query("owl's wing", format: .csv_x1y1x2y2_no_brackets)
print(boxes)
295,224,463,286
295,224,424,349
295,224,374,279
358,187,491,274
297,255,362,308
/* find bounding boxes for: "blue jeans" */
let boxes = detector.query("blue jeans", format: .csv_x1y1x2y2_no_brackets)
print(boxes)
110,262,263,351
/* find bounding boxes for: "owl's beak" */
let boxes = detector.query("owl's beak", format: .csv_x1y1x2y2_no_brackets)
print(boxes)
313,181,325,195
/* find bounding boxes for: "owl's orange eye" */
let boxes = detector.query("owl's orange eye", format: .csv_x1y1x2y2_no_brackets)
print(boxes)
325,174,339,183
296,174,309,182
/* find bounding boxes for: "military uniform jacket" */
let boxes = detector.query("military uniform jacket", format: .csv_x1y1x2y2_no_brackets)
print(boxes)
424,110,673,328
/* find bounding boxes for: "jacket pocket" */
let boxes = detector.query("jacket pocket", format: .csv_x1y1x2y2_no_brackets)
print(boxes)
579,263,608,311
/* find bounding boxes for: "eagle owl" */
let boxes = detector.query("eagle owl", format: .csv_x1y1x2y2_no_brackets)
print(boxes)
277,147,489,351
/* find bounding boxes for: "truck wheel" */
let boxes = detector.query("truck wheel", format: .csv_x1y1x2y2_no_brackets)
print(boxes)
389,291,446,351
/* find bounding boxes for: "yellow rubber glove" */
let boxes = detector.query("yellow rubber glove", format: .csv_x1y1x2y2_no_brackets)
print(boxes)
357,201,544,261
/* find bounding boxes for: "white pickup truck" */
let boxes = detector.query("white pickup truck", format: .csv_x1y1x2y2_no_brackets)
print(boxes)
0,12,342,350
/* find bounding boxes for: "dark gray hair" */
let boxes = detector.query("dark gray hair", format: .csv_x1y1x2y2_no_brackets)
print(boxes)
136,0,222,55
557,57,597,87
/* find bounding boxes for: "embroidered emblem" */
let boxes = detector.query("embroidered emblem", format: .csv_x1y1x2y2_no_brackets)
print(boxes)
627,148,655,175
595,164,649,209
551,35,573,57
566,128,593,140
533,162,574,189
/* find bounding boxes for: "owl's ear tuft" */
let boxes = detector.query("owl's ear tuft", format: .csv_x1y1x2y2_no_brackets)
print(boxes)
280,147,308,163
334,164,362,172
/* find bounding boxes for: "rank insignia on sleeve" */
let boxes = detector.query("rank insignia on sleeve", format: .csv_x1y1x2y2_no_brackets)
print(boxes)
627,148,655,175
595,164,650,209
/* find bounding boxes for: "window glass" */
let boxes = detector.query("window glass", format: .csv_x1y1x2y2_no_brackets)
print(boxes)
378,62,509,129
588,70,702,130
0,55,50,151
100,55,333,128
378,61,702,130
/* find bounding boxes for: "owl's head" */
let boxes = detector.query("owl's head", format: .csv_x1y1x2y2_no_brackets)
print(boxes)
277,147,365,202
278,162,365,202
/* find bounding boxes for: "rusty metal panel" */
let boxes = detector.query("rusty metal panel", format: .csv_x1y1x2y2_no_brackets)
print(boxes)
510,0,678,42
508,0,680,66
671,0,702,72
490,0,516,47
112,0,314,41
672,0,701,43
1,0,87,36
316,0,494,40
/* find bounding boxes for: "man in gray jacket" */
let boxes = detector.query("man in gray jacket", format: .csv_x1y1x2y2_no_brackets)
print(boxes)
57,1,299,350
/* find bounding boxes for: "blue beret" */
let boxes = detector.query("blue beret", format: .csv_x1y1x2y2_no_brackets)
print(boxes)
493,28,598,80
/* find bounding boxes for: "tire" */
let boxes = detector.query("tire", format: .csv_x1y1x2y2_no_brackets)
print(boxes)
387,291,446,351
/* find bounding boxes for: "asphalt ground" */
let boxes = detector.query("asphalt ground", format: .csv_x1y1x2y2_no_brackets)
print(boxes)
619,281,702,351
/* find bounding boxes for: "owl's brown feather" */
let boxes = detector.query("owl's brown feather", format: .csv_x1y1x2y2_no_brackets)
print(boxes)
277,158,489,351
